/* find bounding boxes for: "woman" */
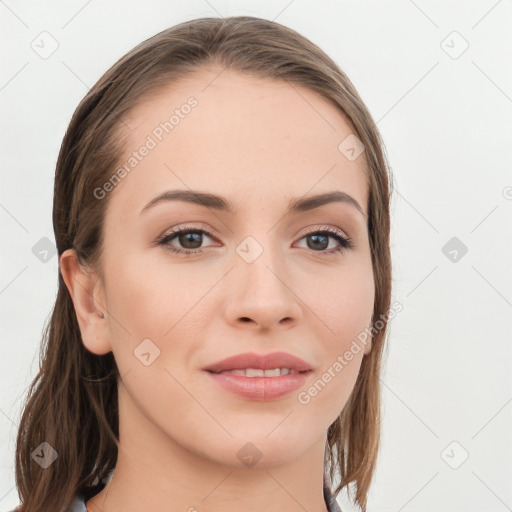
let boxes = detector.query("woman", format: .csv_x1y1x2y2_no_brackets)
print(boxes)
11,15,392,512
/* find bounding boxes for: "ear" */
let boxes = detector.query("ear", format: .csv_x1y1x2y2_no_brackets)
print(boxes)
59,249,112,355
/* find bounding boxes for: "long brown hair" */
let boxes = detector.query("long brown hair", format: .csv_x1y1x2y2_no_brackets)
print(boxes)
14,16,392,511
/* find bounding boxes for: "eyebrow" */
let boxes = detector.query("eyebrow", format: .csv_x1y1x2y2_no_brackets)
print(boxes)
140,189,366,218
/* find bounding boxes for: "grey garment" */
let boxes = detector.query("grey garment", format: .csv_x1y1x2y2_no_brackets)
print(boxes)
9,480,343,512
323,482,343,512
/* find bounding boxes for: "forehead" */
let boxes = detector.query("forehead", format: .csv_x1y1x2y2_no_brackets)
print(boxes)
106,67,368,220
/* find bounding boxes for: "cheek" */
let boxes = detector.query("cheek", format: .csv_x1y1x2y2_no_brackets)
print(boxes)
105,252,202,328
295,268,373,422
103,252,215,367
100,254,169,364
102,259,203,408
306,259,375,342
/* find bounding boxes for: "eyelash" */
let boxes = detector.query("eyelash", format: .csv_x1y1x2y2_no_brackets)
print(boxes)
157,223,354,256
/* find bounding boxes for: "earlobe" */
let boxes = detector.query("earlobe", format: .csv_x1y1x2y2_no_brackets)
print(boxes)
59,249,112,355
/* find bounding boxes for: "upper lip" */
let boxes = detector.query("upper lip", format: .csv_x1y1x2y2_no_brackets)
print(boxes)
204,351,313,373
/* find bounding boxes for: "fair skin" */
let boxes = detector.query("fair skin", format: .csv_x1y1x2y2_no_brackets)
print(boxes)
60,67,374,512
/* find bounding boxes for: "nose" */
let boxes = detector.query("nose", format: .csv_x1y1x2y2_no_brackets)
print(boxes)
224,241,303,332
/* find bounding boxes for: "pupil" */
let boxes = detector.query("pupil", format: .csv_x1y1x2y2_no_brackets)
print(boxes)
308,234,328,250
181,232,202,249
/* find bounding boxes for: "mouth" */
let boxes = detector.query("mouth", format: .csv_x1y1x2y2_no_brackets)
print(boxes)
203,351,313,401
207,368,310,377
203,350,313,374
205,369,312,401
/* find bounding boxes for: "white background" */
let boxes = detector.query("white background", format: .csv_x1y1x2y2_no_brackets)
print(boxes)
1,1,511,511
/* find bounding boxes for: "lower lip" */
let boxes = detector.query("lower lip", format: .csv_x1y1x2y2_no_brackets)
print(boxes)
205,370,311,401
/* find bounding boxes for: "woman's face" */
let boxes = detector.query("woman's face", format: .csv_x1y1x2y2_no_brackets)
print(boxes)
88,67,374,468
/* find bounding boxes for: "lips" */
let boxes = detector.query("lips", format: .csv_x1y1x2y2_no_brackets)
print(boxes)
217,368,301,377
203,351,313,401
204,351,313,374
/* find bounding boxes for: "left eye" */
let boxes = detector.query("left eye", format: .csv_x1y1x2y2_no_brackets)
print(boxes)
158,226,353,255
295,229,353,253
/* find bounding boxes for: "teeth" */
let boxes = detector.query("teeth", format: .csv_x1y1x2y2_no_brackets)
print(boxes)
225,369,246,376
218,368,300,377
246,368,265,377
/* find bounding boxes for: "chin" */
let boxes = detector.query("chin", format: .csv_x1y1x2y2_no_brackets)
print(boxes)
217,430,316,469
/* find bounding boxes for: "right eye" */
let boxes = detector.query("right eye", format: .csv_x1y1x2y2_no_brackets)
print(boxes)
158,225,219,255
